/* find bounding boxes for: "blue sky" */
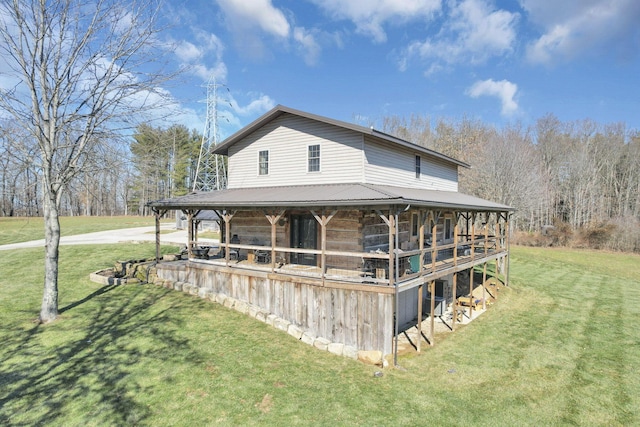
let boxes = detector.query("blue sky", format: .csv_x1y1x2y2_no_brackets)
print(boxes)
159,0,640,139
3,0,639,140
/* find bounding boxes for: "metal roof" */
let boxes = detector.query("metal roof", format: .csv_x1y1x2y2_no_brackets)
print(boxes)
149,183,513,212
213,105,470,169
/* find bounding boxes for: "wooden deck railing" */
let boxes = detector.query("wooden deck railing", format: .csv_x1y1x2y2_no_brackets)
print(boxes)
189,234,506,288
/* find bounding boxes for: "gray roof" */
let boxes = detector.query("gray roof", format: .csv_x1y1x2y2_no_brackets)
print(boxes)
149,183,513,212
213,105,470,169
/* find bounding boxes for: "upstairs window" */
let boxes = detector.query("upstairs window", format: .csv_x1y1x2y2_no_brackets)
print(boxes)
415,155,421,178
308,144,320,172
258,150,269,175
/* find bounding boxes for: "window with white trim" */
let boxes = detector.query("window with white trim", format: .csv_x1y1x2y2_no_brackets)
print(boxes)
258,150,269,175
415,155,421,178
308,144,320,172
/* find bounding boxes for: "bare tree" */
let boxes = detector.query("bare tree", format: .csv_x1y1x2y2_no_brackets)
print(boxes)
0,0,177,322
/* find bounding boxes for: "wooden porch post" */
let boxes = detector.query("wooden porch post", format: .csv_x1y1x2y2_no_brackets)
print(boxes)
505,212,511,287
429,279,435,346
264,210,286,273
468,259,474,319
452,217,459,330
453,212,460,267
467,212,478,318
481,212,490,310
452,271,458,330
416,210,426,352
152,208,167,262
470,212,477,260
185,210,196,259
221,211,236,266
376,209,397,364
430,211,440,273
311,210,337,286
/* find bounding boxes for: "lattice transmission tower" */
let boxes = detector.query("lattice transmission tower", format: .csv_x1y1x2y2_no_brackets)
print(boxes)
193,76,228,192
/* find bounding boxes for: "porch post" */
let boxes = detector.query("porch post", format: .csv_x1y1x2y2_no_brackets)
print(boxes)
505,212,511,287
452,218,459,330
482,261,488,310
484,212,490,256
470,211,477,260
311,210,336,286
429,279,435,346
152,208,167,263
264,210,285,273
452,271,458,330
416,210,426,352
185,210,195,259
468,259,474,319
430,211,440,273
383,210,397,364
221,211,236,266
453,212,460,267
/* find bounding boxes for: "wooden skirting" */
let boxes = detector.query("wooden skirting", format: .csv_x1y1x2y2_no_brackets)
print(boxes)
156,261,395,356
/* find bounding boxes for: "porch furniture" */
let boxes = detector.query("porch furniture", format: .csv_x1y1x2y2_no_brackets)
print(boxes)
457,285,488,309
254,249,271,264
192,247,210,259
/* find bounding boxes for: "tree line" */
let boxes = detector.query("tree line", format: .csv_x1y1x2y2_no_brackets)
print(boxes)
0,122,202,217
2,112,639,251
382,113,640,252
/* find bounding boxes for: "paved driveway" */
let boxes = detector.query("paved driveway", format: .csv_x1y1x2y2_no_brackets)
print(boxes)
0,225,218,251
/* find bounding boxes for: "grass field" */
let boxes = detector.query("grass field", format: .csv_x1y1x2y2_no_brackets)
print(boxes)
0,219,638,425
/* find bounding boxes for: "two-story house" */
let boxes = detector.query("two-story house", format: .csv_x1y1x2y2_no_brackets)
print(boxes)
150,105,512,364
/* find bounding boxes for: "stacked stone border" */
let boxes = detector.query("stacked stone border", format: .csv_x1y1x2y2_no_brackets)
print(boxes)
150,276,386,367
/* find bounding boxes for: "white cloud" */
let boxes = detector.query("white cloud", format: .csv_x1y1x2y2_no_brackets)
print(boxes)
214,0,292,60
401,0,518,71
175,40,202,63
230,94,276,116
522,0,640,64
216,0,290,53
293,27,321,66
310,0,441,43
171,31,227,81
467,78,518,116
217,0,290,38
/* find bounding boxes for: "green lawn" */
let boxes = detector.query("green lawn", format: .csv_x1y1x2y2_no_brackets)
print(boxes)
0,216,164,245
0,243,638,426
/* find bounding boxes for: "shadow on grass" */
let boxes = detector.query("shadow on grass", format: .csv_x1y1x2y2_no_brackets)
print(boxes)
0,284,195,426
59,283,119,314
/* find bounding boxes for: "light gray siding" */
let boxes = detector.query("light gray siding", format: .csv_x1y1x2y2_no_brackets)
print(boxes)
228,114,364,189
362,137,458,191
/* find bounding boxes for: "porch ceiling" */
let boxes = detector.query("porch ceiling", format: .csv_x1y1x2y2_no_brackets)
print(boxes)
149,183,513,213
